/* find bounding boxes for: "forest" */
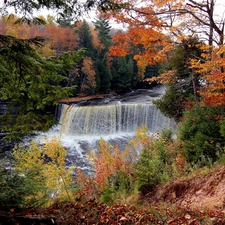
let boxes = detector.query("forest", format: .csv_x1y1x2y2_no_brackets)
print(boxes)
1,0,225,224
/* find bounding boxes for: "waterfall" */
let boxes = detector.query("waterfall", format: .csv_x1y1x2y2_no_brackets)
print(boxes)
35,86,176,172
59,103,175,136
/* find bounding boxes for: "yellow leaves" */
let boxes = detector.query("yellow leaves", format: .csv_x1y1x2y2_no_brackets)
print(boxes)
129,125,150,148
81,57,96,92
134,55,148,80
41,44,56,57
13,143,43,171
216,45,225,56
13,138,75,205
146,69,177,84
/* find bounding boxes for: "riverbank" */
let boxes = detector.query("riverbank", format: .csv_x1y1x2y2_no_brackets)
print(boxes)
58,93,112,104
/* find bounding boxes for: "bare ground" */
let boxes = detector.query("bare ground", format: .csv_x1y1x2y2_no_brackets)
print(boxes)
145,165,225,211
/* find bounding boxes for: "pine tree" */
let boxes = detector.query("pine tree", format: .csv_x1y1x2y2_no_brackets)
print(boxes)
0,35,80,139
77,20,96,58
94,18,113,93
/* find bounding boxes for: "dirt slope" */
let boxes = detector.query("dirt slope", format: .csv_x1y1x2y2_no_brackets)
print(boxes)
146,165,225,210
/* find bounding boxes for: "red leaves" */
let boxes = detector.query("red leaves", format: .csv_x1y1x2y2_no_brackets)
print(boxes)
43,203,225,224
2,201,225,224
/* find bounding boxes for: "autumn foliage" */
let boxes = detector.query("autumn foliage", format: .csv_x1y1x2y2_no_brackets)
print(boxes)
190,45,225,107
76,139,135,200
12,138,75,206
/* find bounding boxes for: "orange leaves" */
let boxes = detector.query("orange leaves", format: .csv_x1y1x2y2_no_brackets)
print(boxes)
81,57,96,92
200,91,225,107
0,16,78,54
76,139,135,200
109,43,129,57
44,25,78,52
146,69,177,84
90,140,131,189
109,25,169,80
189,45,225,107
109,33,130,57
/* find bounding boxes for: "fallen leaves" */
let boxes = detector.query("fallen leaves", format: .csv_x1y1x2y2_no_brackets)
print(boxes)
1,199,225,224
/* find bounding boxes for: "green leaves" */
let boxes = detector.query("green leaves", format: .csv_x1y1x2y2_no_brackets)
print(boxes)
178,104,225,165
0,168,48,208
0,35,84,140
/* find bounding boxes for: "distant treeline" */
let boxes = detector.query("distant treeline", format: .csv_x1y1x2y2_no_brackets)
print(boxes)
0,15,159,96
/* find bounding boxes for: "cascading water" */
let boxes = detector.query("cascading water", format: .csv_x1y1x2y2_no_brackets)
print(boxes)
59,103,174,136
36,85,176,173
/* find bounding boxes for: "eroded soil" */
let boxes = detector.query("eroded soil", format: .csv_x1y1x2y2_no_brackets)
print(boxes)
146,165,225,210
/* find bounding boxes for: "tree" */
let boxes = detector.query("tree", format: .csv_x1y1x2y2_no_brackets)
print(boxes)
44,22,78,53
93,17,112,55
152,36,205,120
1,0,125,25
102,0,225,79
80,56,97,94
109,26,167,80
178,104,225,165
111,56,134,91
93,17,113,92
12,139,75,206
0,35,82,139
190,45,225,107
77,20,96,58
96,60,112,92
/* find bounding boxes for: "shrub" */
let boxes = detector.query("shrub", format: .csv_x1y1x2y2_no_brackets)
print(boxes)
178,104,225,166
132,126,177,194
11,138,75,206
76,139,136,203
0,168,48,209
100,171,135,204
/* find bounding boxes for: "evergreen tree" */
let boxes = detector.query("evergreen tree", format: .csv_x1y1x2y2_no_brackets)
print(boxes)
0,0,125,139
77,20,96,58
153,37,204,120
93,17,112,56
94,18,113,93
96,59,112,93
1,0,124,25
111,56,133,91
0,35,81,140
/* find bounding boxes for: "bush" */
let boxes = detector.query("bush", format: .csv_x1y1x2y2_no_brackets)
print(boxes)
0,168,47,209
220,117,225,138
100,171,135,204
178,104,225,166
8,138,75,207
76,139,136,202
132,126,176,194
